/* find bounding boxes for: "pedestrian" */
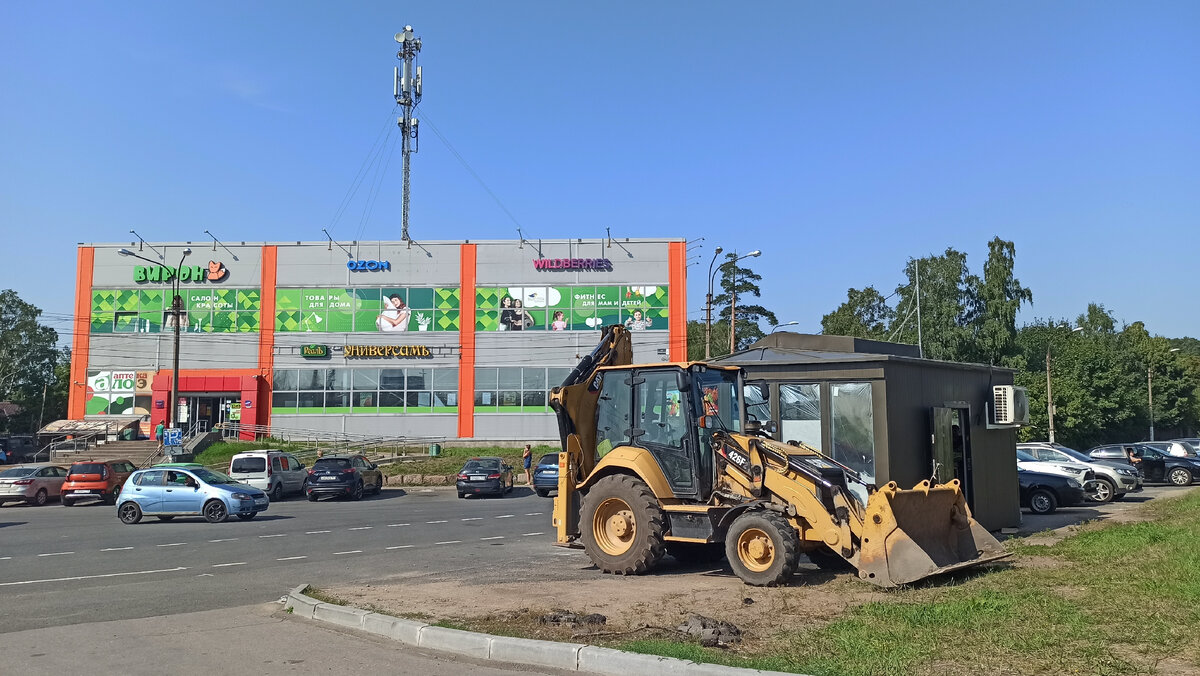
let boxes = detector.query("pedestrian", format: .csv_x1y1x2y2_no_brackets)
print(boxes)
522,444,533,485
154,421,165,442
317,449,324,459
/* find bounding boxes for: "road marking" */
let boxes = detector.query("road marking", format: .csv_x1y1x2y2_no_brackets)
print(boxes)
525,512,544,516
196,573,214,577
157,542,187,547
495,514,514,519
348,526,373,531
38,552,74,557
461,517,482,521
0,557,10,560
101,547,134,552
385,545,414,550
426,520,447,524
208,538,238,543
306,530,331,534
523,532,545,536
276,556,307,561
259,534,286,539
334,550,363,555
480,536,505,541
387,523,410,527
0,566,188,587
554,552,577,557
435,540,462,545
212,562,246,568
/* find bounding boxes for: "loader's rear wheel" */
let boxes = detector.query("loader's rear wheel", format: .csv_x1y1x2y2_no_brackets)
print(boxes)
726,511,800,586
580,474,666,575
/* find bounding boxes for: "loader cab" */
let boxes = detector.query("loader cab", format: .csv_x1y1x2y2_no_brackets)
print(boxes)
592,363,743,501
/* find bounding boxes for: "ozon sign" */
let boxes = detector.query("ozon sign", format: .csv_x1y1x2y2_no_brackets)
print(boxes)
347,259,391,271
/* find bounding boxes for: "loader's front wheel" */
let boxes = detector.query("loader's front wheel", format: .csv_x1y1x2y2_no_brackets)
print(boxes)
726,511,800,586
580,474,666,575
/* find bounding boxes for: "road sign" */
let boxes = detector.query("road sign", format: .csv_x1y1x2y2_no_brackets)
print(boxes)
163,428,183,447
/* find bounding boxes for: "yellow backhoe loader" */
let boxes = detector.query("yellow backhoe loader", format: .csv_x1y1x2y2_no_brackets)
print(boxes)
549,325,1007,587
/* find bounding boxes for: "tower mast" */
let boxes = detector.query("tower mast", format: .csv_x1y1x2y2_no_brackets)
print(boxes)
394,26,423,242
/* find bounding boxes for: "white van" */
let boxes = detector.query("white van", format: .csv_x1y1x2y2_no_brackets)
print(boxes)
228,450,307,501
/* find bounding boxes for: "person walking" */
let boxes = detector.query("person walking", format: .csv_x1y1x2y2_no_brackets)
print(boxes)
154,421,165,442
522,444,533,485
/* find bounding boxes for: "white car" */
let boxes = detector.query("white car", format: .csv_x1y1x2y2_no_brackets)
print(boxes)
1016,448,1096,494
228,450,308,501
1016,442,1141,503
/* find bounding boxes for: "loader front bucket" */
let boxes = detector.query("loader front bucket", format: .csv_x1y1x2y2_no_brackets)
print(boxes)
855,480,1008,588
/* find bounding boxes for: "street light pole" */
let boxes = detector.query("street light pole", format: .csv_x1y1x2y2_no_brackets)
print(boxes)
1149,347,1182,441
770,321,799,334
704,247,724,360
726,250,761,355
1046,326,1082,444
119,246,191,433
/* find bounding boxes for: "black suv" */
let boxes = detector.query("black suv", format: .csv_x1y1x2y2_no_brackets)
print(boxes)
1089,444,1200,486
305,455,384,501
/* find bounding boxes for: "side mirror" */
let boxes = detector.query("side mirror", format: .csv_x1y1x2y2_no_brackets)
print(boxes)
298,463,305,469
371,464,378,470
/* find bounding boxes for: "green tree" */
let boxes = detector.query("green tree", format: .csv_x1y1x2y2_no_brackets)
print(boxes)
712,252,777,352
0,290,66,434
820,286,894,339
970,238,1033,366
889,248,976,362
687,319,731,361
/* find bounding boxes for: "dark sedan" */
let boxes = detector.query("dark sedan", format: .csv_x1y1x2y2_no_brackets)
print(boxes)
1019,468,1086,515
532,453,558,498
1090,444,1200,486
456,457,514,498
305,455,384,501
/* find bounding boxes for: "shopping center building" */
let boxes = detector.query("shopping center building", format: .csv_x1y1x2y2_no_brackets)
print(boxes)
69,238,687,441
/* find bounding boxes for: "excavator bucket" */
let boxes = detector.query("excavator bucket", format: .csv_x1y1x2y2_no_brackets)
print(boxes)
855,480,1008,588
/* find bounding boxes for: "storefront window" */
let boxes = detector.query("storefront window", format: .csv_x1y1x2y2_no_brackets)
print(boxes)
831,382,875,483
270,367,458,415
780,384,821,451
474,366,574,413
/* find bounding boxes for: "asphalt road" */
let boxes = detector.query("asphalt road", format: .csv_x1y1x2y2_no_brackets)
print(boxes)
0,486,579,632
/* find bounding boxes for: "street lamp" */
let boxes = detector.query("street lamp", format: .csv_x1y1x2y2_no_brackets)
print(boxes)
728,250,761,355
704,247,724,360
1149,347,1182,441
119,246,191,435
1046,326,1083,444
770,321,800,334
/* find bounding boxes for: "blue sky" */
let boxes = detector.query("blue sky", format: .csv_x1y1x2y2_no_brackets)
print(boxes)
3,1,1198,341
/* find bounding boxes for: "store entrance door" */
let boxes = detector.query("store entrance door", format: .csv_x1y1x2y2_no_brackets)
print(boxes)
182,393,240,438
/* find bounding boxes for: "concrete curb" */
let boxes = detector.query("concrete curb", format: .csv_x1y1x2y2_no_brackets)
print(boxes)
285,586,804,675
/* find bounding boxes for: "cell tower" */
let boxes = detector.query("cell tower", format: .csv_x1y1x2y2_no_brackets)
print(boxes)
393,26,423,242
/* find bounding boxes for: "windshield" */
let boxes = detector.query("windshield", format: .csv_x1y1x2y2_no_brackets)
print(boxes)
1051,446,1094,464
192,468,238,485
1016,449,1037,462
0,467,36,478
692,368,742,433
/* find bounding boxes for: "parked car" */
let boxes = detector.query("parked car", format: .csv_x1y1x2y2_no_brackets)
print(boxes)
62,459,137,506
532,453,559,498
1089,444,1200,486
1015,449,1095,489
1142,441,1196,458
0,435,38,464
228,450,308,501
305,455,383,501
1016,442,1141,502
456,457,515,498
1019,468,1086,515
0,464,69,506
117,467,269,524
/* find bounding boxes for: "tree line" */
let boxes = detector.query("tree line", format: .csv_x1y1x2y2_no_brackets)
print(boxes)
0,289,70,435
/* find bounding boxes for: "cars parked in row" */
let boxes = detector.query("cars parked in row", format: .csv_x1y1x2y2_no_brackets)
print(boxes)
305,454,383,501
1089,444,1200,486
62,459,137,506
1015,448,1095,490
456,457,515,498
117,466,269,524
1019,468,1086,514
0,464,68,506
228,450,308,501
532,453,558,498
1017,442,1141,502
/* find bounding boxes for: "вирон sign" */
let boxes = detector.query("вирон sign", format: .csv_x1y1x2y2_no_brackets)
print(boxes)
133,261,228,283
532,258,612,271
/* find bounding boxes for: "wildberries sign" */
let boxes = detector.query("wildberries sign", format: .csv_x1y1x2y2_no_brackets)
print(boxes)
532,258,612,271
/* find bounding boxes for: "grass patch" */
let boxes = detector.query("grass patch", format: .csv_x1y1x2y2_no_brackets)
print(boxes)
380,444,558,477
194,438,316,468
302,586,347,606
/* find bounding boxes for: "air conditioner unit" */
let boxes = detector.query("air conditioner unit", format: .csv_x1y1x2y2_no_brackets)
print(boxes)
992,385,1030,425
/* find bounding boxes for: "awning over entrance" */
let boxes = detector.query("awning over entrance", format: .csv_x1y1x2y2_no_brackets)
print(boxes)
39,417,141,436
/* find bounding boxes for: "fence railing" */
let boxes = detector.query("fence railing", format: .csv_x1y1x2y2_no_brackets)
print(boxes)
213,421,443,458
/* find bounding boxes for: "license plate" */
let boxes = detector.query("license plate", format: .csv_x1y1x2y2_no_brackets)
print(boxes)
255,498,267,505
470,475,486,481
73,490,94,494
320,476,338,481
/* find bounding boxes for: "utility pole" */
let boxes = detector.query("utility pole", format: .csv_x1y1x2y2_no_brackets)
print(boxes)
915,258,923,358
1148,364,1154,442
393,26,423,242
1046,346,1056,443
729,268,738,355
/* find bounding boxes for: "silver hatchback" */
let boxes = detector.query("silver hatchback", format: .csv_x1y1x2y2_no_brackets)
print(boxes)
0,464,69,506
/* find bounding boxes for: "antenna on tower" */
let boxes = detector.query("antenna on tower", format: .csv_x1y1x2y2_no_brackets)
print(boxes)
393,26,423,242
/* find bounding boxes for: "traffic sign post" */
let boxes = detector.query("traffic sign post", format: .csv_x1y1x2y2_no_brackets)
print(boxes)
163,428,183,447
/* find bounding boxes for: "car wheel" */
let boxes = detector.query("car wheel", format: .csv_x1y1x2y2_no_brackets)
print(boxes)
28,488,48,507
457,492,465,499
271,483,283,502
535,488,549,498
1169,468,1193,486
103,489,120,506
236,512,256,521
307,492,318,502
61,497,74,507
1087,478,1116,503
203,499,229,523
373,477,383,495
1029,489,1057,515
156,516,175,521
118,501,143,525
351,481,364,501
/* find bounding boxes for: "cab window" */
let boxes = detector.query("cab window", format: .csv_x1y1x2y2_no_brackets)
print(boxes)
136,470,165,486
594,372,633,459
